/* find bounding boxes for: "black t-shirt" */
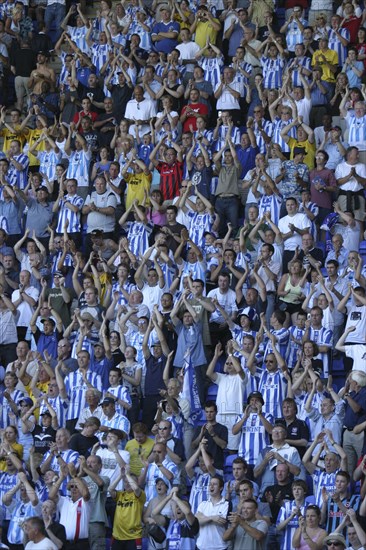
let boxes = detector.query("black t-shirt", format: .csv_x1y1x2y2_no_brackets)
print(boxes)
80,85,106,112
298,247,324,268
48,521,67,546
69,432,99,457
280,418,310,458
193,422,228,470
145,354,168,396
262,482,293,523
31,425,56,453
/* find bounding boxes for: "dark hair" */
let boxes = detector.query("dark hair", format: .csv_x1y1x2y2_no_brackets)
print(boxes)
272,309,286,325
239,479,253,489
317,149,329,162
233,457,248,468
306,505,321,518
292,479,307,492
326,259,339,269
336,470,350,483
211,475,224,489
242,498,258,508
205,401,217,412
297,310,307,318
282,397,298,413
166,204,178,215
262,243,274,255
302,339,320,356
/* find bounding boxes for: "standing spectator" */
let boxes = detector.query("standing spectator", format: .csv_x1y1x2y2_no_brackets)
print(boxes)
206,343,246,452
48,468,91,550
152,7,180,54
10,39,37,112
196,476,230,550
253,423,302,496
212,136,242,236
82,176,117,248
11,270,39,342
190,6,221,48
149,136,183,202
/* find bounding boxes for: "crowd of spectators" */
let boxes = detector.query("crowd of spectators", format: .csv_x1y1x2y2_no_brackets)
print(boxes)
0,0,366,548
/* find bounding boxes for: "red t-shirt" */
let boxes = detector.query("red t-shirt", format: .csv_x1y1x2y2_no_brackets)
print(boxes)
181,102,209,133
157,160,183,201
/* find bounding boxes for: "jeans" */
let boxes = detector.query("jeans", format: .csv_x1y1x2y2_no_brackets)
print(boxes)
45,2,65,42
89,522,107,550
215,196,239,237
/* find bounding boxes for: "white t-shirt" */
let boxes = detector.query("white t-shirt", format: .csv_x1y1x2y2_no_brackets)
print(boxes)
335,161,366,192
176,41,200,72
25,538,58,550
215,80,243,110
278,212,311,250
58,496,90,541
207,288,238,322
345,304,366,344
11,286,40,325
335,222,360,253
345,344,366,373
214,372,246,415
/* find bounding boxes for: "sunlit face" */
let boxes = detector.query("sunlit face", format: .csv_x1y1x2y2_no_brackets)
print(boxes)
264,354,277,372
209,478,222,497
109,371,120,386
205,407,216,422
292,484,305,500
282,401,296,418
56,430,69,449
305,508,319,526
239,483,253,500
242,502,257,520
324,453,339,472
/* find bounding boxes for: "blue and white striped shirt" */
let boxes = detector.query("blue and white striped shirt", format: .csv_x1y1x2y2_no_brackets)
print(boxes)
258,369,288,418
64,369,103,420
236,411,273,465
55,194,84,234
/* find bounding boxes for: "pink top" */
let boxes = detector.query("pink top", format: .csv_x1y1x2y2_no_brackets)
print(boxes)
297,530,322,550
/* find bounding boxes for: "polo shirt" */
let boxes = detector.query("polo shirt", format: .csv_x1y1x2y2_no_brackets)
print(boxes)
196,497,230,550
58,496,90,541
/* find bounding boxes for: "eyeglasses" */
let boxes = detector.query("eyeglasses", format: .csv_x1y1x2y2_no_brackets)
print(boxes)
158,427,169,430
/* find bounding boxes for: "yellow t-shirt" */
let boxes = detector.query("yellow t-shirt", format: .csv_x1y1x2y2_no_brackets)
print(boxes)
125,172,152,210
25,128,46,167
311,48,338,83
113,490,146,540
93,271,112,306
125,437,155,477
0,442,24,471
0,126,26,152
194,18,220,48
288,137,316,170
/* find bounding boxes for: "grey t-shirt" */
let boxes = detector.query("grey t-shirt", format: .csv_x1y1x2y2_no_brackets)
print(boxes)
233,519,268,550
83,474,110,524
